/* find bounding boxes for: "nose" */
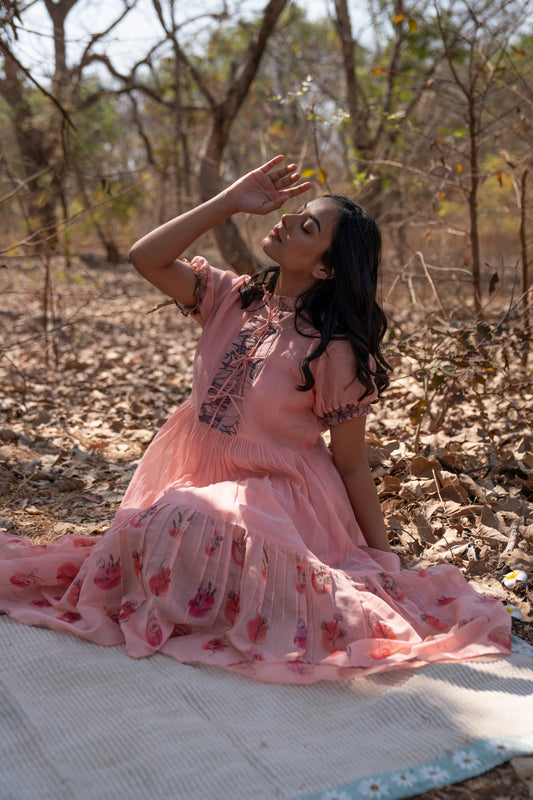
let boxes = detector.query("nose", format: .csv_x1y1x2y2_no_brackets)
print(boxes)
281,213,295,227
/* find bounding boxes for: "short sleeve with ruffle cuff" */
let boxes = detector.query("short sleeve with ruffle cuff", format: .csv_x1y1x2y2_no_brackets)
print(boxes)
313,338,379,428
175,257,210,318
175,256,246,327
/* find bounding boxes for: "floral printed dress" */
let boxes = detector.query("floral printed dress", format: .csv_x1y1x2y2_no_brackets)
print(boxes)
0,259,511,683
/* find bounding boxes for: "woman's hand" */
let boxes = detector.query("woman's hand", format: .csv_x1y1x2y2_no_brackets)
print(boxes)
223,155,312,215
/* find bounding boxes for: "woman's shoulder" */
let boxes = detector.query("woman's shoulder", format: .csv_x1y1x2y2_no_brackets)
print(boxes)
177,256,250,323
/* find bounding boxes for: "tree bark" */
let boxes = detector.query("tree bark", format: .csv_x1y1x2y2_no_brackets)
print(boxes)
0,52,58,249
198,0,289,274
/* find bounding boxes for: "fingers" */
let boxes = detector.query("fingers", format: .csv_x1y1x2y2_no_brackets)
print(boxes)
257,155,312,202
273,169,300,189
284,180,312,198
259,154,286,173
260,155,298,182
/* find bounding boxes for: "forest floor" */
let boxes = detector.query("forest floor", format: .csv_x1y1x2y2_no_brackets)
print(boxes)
0,258,532,799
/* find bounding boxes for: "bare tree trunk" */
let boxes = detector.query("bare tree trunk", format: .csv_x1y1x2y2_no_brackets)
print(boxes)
467,99,482,315
332,0,368,157
0,52,58,250
519,168,530,364
44,0,77,97
198,0,289,274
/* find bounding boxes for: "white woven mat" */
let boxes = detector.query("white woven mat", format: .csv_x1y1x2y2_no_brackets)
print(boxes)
1,615,533,800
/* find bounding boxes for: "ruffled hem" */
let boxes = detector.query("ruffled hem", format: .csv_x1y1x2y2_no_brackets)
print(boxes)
0,498,511,684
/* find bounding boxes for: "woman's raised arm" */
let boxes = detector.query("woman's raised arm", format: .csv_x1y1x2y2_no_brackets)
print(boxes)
128,156,311,304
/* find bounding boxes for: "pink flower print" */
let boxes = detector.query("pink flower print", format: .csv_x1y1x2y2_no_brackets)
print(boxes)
421,613,449,632
287,660,314,676
56,562,79,585
106,607,121,624
293,618,307,650
311,566,333,594
58,611,82,624
93,555,122,590
378,572,405,601
246,613,269,644
245,646,265,661
170,623,193,638
107,600,139,624
488,625,512,650
205,531,223,556
73,537,96,548
65,580,81,606
371,618,397,641
168,510,193,538
148,565,171,597
436,595,457,606
295,564,306,593
117,600,139,622
30,598,52,607
146,610,163,647
188,582,216,618
224,591,240,624
321,613,347,654
202,637,228,653
371,639,402,660
9,568,40,588
231,532,246,566
129,505,158,529
132,550,143,580
261,547,269,580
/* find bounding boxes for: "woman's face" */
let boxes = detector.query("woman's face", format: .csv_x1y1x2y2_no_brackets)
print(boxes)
261,197,339,296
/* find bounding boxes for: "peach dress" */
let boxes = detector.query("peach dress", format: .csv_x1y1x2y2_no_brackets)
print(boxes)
0,259,511,682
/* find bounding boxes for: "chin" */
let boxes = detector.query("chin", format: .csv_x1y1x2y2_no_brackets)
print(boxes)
261,238,274,257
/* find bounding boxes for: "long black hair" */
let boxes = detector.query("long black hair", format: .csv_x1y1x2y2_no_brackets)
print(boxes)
240,195,390,398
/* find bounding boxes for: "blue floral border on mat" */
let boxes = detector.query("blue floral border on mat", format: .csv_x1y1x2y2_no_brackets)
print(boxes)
296,636,533,800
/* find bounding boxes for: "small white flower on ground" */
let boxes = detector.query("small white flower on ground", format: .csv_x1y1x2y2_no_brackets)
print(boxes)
451,749,482,770
483,740,515,757
357,778,391,798
318,790,352,800
392,770,417,787
419,764,450,783
502,570,528,589
503,603,523,619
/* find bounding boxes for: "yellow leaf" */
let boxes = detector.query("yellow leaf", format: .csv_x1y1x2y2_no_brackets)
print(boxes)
496,172,503,187
393,13,406,23
455,163,463,174
372,68,387,75
408,17,418,32
301,168,316,179
318,170,326,184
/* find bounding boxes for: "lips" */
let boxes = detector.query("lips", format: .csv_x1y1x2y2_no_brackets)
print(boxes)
268,227,281,241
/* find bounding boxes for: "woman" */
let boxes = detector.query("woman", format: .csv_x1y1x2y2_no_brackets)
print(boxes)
0,156,511,682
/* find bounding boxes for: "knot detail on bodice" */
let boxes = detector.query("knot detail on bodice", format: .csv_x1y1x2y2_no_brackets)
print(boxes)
198,300,291,436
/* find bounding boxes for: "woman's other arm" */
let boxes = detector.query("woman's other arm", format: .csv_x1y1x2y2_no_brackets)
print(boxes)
330,415,391,552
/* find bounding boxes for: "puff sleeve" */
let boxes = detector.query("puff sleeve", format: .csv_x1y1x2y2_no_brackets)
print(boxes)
175,257,248,327
313,338,378,427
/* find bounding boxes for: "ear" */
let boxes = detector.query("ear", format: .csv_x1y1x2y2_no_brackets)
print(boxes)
312,263,334,280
